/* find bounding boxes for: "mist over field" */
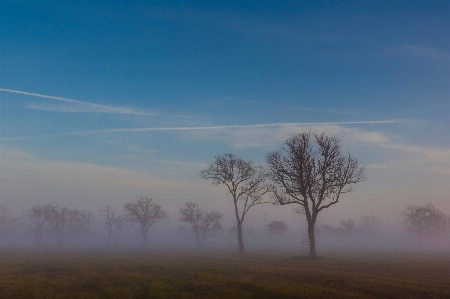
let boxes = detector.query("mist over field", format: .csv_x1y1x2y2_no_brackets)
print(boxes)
2,1,450,297
1,202,449,255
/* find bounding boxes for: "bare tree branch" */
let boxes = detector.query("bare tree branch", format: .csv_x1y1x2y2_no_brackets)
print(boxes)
124,197,167,246
266,132,366,258
179,202,223,248
200,153,269,253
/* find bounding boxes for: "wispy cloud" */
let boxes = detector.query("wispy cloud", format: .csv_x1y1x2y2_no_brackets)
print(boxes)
185,123,398,149
0,147,219,211
0,120,399,141
277,104,359,115
335,127,450,175
403,45,450,61
382,143,450,163
207,97,356,115
0,88,154,115
385,45,450,62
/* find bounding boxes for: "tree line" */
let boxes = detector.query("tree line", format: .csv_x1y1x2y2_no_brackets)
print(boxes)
1,132,449,257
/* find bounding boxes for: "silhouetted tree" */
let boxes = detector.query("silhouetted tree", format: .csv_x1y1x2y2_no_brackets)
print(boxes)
179,202,223,248
402,203,448,236
201,153,271,253
27,204,53,247
267,220,288,235
124,197,167,246
267,132,366,258
100,205,123,246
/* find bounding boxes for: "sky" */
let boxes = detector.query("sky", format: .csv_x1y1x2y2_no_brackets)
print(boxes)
1,1,449,230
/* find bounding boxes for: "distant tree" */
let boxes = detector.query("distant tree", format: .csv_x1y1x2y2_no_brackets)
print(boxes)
47,205,79,247
200,153,271,253
124,197,167,246
340,219,356,231
318,223,338,234
267,132,366,258
267,220,288,235
27,204,53,247
210,222,225,234
179,202,223,248
100,205,123,246
0,205,11,235
402,203,448,236
0,206,12,242
359,215,382,234
70,210,95,237
0,205,22,246
318,215,381,235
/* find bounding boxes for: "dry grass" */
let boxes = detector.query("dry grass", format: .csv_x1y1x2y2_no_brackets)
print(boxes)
0,248,449,299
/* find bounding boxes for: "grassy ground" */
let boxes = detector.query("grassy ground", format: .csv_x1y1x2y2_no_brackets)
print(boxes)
0,248,449,299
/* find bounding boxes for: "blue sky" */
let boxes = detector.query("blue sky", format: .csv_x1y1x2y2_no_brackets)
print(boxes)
1,1,449,229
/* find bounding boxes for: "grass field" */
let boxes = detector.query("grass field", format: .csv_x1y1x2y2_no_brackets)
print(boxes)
0,249,449,299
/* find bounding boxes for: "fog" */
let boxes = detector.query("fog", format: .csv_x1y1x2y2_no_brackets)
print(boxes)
1,204,449,255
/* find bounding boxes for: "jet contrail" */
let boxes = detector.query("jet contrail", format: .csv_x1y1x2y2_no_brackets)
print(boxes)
0,88,151,115
0,88,93,104
0,120,399,141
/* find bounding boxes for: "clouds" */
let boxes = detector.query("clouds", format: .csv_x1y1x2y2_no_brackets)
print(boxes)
185,123,450,177
403,45,450,62
25,102,153,115
0,120,398,141
2,114,446,178
185,123,393,149
384,45,450,63
0,88,154,115
0,147,223,212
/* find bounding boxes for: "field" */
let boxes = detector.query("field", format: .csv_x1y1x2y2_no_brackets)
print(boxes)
0,249,449,299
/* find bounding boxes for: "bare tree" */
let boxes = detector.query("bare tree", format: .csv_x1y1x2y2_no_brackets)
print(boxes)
266,132,366,258
200,153,271,253
179,202,223,248
27,204,53,247
402,203,448,236
47,205,79,247
124,197,167,246
100,205,122,246
70,210,95,238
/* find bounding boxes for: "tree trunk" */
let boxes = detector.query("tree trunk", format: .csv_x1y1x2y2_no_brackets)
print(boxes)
107,227,112,246
307,222,316,258
142,227,148,247
35,231,42,247
194,227,201,248
237,222,244,253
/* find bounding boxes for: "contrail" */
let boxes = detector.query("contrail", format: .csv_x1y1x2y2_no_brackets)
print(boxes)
0,88,151,115
0,88,93,104
0,120,399,141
